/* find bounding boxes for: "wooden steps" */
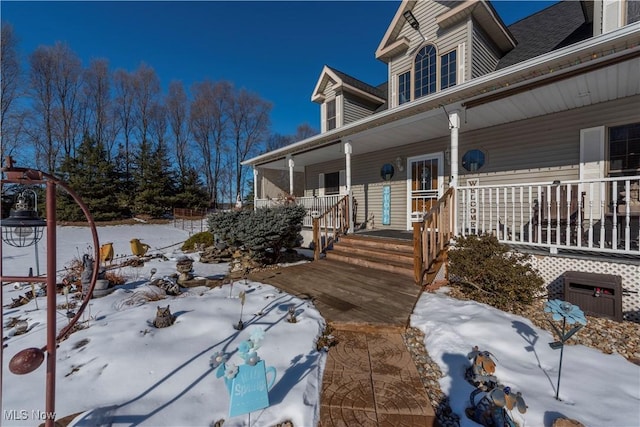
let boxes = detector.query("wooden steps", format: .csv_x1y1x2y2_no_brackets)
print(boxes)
325,233,415,278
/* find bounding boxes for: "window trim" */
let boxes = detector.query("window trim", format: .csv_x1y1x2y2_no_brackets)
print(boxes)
440,49,457,90
326,99,336,131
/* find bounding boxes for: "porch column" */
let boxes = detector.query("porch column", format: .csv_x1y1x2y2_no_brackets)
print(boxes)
449,110,460,236
253,167,259,210
287,155,294,195
344,141,353,233
449,110,460,188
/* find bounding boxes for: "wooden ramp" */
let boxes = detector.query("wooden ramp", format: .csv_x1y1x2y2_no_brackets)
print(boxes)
248,258,423,331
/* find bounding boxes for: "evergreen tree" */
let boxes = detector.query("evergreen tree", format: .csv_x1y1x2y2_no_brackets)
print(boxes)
174,167,209,209
57,135,121,221
132,138,177,217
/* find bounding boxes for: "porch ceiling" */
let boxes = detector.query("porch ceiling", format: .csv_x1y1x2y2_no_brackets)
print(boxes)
253,29,639,171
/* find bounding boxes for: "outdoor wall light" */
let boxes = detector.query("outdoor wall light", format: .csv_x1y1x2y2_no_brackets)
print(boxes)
403,10,420,30
1,190,46,247
395,156,405,172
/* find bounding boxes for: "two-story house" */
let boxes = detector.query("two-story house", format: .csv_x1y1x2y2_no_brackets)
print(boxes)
244,0,640,320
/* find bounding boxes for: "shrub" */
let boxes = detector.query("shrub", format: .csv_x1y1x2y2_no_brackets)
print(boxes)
181,231,215,252
447,234,544,310
208,204,307,264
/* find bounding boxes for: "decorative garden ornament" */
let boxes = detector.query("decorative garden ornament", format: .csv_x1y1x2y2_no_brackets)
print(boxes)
544,299,587,400
212,328,277,418
466,384,527,427
466,346,498,390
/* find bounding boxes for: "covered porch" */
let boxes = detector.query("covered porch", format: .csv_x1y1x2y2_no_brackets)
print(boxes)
245,25,640,260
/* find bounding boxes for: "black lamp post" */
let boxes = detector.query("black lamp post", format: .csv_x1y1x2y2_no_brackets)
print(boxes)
1,156,100,427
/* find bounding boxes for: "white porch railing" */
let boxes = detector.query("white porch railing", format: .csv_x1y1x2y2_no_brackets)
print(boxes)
457,176,640,255
254,195,344,228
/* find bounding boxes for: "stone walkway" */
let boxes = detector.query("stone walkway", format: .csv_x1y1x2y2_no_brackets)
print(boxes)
318,327,436,427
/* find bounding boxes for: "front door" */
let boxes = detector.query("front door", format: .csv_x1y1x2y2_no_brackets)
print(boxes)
407,153,444,228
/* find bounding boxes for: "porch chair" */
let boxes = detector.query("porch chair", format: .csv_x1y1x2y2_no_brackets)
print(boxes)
533,185,584,244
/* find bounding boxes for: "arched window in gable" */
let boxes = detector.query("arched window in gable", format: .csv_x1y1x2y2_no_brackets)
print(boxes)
414,45,437,99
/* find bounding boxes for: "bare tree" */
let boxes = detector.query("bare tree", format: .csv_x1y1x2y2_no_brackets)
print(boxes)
166,81,190,178
229,88,271,202
189,80,232,208
294,122,318,141
50,42,82,159
83,58,118,158
113,68,135,177
0,23,24,161
149,102,167,148
29,45,58,172
131,63,160,146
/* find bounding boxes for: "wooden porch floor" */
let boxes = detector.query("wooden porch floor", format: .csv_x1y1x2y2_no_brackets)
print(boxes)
248,258,423,331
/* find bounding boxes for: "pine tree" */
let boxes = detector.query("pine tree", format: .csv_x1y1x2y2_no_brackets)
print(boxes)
57,135,121,221
132,139,177,217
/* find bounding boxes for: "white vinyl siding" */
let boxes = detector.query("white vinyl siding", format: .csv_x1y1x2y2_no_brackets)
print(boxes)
343,93,379,125
471,25,501,78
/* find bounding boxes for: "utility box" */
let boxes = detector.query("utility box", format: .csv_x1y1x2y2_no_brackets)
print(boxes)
563,271,623,322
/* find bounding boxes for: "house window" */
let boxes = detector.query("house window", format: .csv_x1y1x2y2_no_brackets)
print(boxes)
326,99,336,131
324,171,340,195
415,45,437,99
609,123,640,175
440,50,457,90
398,71,411,105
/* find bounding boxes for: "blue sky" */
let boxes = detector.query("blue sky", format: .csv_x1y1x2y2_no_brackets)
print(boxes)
1,1,559,136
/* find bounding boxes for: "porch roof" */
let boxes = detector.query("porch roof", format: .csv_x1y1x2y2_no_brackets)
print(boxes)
243,23,640,172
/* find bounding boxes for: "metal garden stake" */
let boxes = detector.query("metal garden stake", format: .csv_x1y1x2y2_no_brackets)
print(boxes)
544,299,587,400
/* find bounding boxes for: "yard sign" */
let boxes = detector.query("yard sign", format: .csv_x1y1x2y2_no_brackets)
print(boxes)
228,360,277,417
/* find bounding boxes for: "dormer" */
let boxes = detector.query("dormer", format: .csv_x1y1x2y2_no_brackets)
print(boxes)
593,0,640,35
376,0,516,109
312,66,386,133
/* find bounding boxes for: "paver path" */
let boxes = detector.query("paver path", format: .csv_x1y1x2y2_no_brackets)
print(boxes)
319,328,436,427
249,260,437,426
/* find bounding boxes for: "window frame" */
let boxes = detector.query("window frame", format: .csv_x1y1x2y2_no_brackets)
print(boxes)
608,122,640,176
414,44,437,99
398,71,411,105
326,99,336,131
440,49,457,90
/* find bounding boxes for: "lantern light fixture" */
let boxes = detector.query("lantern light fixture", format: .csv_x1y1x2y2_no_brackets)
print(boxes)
1,190,46,247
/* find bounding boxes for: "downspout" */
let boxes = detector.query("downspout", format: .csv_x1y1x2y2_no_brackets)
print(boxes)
449,110,460,236
344,141,353,233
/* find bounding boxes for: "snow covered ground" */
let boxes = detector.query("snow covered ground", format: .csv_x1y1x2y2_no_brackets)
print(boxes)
412,290,640,427
2,224,325,427
2,223,638,426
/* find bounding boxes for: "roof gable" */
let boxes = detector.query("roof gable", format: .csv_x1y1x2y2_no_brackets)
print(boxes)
376,0,516,62
311,65,386,104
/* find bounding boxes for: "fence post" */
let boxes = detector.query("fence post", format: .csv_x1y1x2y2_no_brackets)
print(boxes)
413,221,422,285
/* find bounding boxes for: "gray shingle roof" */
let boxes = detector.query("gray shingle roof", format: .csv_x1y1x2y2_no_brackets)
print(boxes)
327,66,387,101
496,1,592,69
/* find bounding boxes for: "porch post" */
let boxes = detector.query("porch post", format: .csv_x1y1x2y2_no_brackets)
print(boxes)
287,155,295,196
344,141,354,233
449,110,460,235
253,167,259,210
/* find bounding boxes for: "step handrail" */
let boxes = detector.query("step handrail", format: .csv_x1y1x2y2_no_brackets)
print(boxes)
312,195,350,260
413,187,455,285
